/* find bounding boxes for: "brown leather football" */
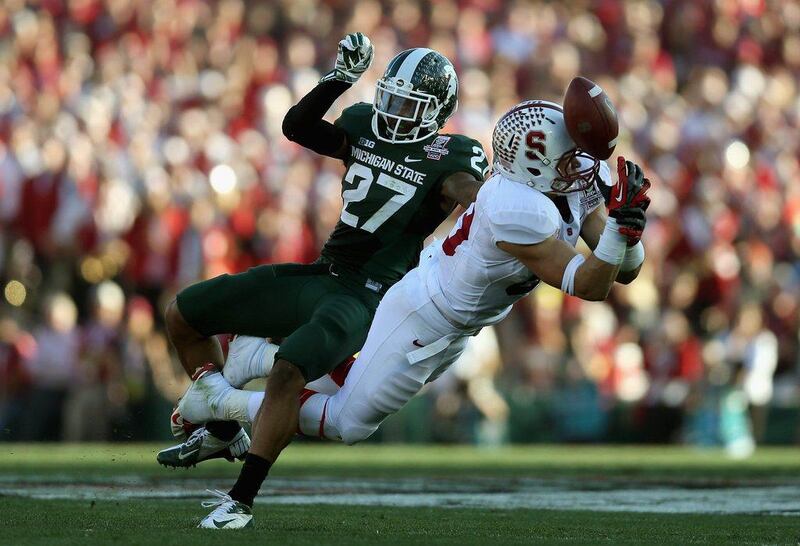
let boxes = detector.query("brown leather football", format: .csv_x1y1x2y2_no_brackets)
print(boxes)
563,76,619,160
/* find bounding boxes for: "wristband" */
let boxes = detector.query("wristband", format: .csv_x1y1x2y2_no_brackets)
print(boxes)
620,241,645,272
593,217,627,265
561,254,586,296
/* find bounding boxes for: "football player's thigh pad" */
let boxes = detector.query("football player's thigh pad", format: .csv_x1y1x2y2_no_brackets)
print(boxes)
329,298,451,444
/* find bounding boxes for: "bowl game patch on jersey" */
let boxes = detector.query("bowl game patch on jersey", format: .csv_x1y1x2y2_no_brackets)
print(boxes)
423,136,451,160
580,184,604,213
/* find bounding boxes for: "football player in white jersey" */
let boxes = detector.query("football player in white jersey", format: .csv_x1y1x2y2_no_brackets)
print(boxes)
165,98,650,524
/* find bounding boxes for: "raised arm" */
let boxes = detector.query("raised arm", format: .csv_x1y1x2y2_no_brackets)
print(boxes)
282,33,374,161
282,80,351,160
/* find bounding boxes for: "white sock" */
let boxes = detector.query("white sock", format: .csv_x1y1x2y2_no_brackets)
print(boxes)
247,391,264,422
250,340,279,377
215,389,264,423
200,372,234,417
223,337,280,388
298,392,338,440
216,386,332,435
217,387,339,440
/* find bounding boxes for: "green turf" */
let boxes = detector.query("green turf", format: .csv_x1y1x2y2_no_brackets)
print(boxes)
2,498,798,546
3,444,800,545
2,443,799,480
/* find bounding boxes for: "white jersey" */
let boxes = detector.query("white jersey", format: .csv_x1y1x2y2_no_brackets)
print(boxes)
423,163,610,328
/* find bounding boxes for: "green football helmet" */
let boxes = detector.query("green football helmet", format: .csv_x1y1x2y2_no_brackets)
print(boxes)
372,48,459,144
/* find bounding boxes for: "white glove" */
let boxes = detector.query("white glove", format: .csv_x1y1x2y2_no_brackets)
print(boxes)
320,32,374,84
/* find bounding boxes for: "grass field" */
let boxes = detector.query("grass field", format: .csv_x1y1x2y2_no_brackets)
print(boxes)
2,443,800,545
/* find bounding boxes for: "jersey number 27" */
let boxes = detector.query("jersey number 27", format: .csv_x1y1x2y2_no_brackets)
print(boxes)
340,163,416,233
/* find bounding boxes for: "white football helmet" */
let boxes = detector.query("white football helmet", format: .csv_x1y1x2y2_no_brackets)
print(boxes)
492,100,599,194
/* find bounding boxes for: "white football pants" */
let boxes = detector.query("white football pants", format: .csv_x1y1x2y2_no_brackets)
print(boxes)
299,268,472,444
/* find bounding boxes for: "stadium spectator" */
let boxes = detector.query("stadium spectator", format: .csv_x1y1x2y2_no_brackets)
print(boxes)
20,293,80,441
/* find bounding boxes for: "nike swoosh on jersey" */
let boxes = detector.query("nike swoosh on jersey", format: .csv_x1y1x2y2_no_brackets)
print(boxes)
412,339,425,348
404,156,422,163
614,190,624,203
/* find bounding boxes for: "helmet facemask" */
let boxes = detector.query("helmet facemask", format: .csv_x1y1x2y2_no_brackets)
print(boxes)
549,149,600,194
372,77,441,143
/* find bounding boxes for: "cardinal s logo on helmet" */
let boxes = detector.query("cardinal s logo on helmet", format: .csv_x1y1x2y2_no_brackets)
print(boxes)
372,48,459,144
491,100,600,195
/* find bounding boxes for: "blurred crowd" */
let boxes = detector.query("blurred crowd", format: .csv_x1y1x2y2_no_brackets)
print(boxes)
1,0,799,450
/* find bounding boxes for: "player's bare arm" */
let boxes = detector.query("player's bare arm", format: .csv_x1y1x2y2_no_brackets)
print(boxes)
498,236,619,301
499,157,650,301
282,33,374,161
440,171,484,210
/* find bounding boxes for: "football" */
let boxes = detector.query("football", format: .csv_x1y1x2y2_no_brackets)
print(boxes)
563,76,619,160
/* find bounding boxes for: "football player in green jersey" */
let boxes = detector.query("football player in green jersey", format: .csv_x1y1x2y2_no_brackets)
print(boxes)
158,33,489,528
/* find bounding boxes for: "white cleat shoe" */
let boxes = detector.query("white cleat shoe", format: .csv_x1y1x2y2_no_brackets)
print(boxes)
223,335,279,388
198,490,253,529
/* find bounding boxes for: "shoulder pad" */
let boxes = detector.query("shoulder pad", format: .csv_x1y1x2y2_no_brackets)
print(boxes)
427,134,489,179
485,180,560,246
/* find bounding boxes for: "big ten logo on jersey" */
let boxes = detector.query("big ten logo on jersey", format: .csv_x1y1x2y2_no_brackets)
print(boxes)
358,136,375,149
423,136,451,160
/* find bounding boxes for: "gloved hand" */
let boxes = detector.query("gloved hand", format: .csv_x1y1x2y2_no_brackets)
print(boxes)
320,32,374,84
608,157,651,246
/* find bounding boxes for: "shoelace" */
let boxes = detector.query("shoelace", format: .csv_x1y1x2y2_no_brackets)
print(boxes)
201,489,235,514
186,427,209,448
